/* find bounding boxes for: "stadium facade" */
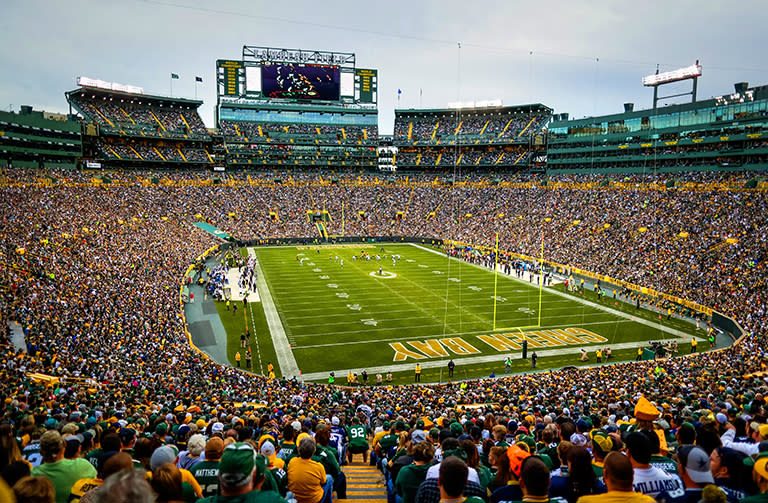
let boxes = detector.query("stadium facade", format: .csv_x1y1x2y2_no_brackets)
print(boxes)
546,82,768,174
0,107,82,170
65,81,212,169
213,47,379,170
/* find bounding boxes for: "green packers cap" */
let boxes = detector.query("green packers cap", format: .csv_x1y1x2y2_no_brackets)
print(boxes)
219,442,264,487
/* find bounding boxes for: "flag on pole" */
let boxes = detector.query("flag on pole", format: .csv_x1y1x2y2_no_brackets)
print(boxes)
171,73,179,79
195,76,203,82
397,89,402,95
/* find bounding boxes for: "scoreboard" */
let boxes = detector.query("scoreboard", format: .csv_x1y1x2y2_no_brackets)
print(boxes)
216,60,244,96
216,47,377,105
355,69,377,104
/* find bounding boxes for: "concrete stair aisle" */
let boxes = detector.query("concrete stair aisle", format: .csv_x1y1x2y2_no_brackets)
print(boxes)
338,455,386,503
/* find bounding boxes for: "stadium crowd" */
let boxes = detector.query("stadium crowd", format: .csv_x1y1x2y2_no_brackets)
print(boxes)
394,111,549,143
0,169,767,503
69,93,208,138
220,121,378,145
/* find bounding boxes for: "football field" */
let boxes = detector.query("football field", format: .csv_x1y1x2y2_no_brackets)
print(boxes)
218,242,700,383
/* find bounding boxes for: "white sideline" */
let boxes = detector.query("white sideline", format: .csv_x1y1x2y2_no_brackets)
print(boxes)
251,248,301,381
409,243,702,342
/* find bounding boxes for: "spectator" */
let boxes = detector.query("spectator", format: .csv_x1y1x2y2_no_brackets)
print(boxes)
13,476,55,503
395,441,435,503
624,432,684,501
675,445,715,503
576,452,655,503
193,437,225,499
31,431,97,503
198,442,283,503
287,436,331,503
437,456,484,503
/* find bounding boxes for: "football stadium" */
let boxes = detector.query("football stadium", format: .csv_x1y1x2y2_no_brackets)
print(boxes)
1,4,768,503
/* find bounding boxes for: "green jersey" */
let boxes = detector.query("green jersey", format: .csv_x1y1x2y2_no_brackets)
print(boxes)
84,448,103,469
347,424,368,448
192,460,221,498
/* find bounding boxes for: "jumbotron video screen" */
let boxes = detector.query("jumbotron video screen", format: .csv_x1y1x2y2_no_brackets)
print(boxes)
261,64,340,100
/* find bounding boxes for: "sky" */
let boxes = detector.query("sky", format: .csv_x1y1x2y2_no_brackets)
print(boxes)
2,0,767,134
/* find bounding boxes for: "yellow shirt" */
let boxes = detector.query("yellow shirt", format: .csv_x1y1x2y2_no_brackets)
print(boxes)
577,490,656,503
287,457,326,503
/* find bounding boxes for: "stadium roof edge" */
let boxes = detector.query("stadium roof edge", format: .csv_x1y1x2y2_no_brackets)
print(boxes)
550,82,768,127
395,103,552,115
65,87,203,107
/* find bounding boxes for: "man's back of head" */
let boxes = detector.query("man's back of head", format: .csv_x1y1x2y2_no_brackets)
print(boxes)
439,456,469,499
603,451,634,492
519,456,550,498
298,436,316,460
625,432,652,466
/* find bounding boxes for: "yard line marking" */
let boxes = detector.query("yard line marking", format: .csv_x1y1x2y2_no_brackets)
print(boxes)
290,319,634,348
409,243,700,342
251,248,301,380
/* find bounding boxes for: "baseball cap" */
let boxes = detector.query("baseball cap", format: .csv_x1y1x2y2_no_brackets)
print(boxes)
506,445,531,478
291,420,302,432
678,445,714,484
570,433,587,447
205,437,225,460
759,424,768,439
211,422,224,434
150,445,177,471
751,453,768,480
219,442,265,488
411,430,427,444
331,416,340,426
260,440,276,458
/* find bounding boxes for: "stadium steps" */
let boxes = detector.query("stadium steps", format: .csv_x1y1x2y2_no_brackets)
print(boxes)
518,117,537,137
177,148,187,162
180,113,192,131
479,120,489,135
107,145,121,160
94,108,114,128
498,117,514,138
149,111,167,132
119,107,135,124
340,458,386,502
128,145,143,160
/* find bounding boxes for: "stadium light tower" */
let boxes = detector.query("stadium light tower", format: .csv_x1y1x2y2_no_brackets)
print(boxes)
642,61,702,109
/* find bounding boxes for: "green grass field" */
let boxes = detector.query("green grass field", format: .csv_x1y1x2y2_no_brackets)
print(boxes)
216,242,701,383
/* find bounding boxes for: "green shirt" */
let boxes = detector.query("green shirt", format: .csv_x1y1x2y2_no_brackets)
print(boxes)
650,454,679,476
313,446,340,478
84,448,103,468
395,463,432,503
740,494,768,503
277,441,296,460
268,467,288,497
32,457,97,503
196,488,286,503
347,424,368,448
379,433,399,451
192,460,221,498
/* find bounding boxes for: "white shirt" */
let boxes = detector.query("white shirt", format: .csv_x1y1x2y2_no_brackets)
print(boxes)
426,463,480,484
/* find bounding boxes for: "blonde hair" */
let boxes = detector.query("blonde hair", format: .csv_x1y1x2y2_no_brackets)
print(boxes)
13,476,55,503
